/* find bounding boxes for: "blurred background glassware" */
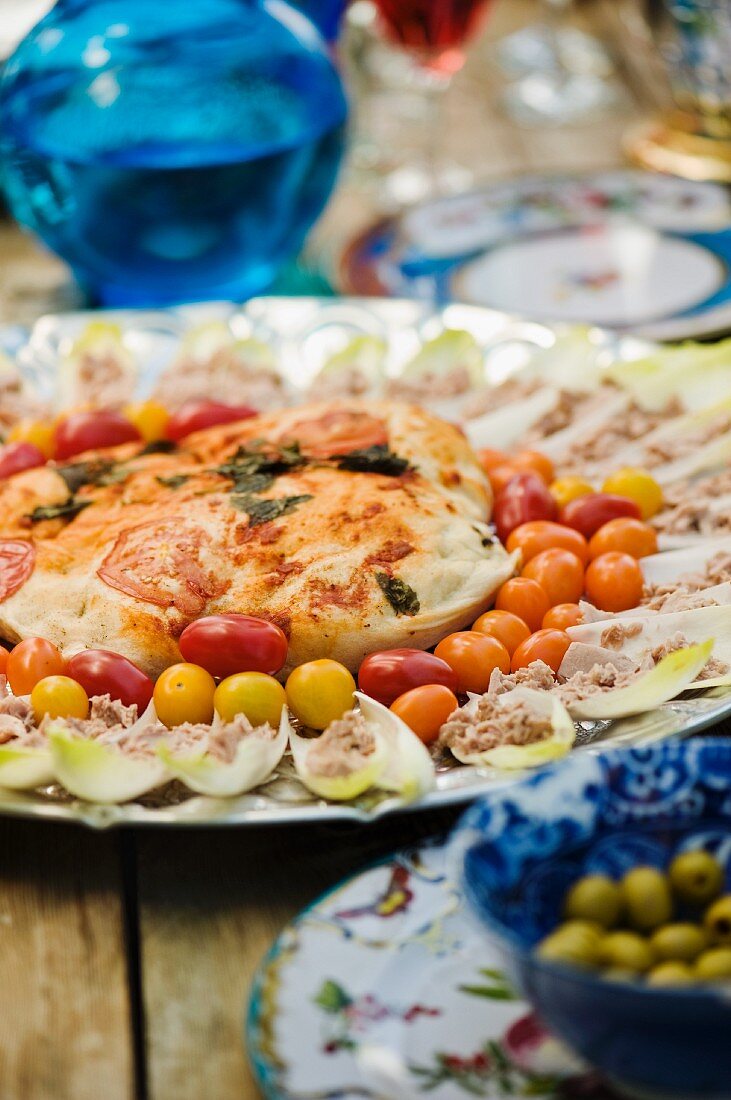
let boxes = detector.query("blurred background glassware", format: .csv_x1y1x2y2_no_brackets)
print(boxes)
499,0,621,126
626,0,731,182
291,0,349,43
345,0,495,206
0,0,348,307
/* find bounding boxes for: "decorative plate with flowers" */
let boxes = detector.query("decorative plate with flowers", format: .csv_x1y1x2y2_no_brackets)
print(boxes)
246,843,621,1099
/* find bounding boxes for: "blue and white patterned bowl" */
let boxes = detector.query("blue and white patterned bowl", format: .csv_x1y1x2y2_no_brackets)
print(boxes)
453,738,731,1100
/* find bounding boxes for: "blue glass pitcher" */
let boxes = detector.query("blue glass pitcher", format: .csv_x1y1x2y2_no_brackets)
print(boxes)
0,0,347,306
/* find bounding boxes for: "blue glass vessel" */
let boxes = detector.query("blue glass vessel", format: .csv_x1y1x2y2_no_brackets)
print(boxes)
291,0,349,42
0,0,347,306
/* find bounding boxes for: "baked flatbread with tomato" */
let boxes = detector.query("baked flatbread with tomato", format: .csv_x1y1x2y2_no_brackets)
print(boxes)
0,401,515,675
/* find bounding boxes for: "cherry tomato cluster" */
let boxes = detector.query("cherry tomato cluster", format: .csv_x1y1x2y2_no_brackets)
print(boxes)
1,398,258,473
0,615,363,734
360,451,666,749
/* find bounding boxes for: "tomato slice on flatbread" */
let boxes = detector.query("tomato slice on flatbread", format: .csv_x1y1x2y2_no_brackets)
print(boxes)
0,540,36,601
98,521,224,616
282,410,388,458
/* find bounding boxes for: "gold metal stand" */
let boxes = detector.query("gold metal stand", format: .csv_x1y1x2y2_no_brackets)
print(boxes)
626,111,731,184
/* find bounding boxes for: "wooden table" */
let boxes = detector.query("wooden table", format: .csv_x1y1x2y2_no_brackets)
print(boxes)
0,3,676,1097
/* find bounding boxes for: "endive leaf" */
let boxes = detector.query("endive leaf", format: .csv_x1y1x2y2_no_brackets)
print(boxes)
538,390,632,462
156,711,288,797
451,689,575,769
606,339,731,413
402,330,484,386
652,432,731,487
320,335,387,382
640,538,731,587
47,703,168,803
568,604,731,666
605,396,731,482
0,745,54,790
287,713,390,801
355,691,435,800
465,387,560,451
566,641,714,720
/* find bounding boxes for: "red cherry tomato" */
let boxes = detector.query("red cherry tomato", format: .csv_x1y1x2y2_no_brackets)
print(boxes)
66,649,154,711
7,637,65,695
493,472,557,542
54,410,141,460
165,399,257,442
0,442,46,480
559,493,641,539
178,614,288,679
358,648,458,707
390,684,459,745
434,631,510,694
511,629,571,675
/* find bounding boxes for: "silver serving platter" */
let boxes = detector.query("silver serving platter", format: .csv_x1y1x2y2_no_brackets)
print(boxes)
0,296,729,830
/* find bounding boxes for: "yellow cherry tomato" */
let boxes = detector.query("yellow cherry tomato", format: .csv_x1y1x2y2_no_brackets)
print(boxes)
549,476,594,510
7,418,56,459
214,671,286,728
602,468,663,520
153,662,216,728
123,400,170,443
285,659,355,730
31,675,89,721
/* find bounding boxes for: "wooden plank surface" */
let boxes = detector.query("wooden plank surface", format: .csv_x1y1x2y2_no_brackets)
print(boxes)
136,808,461,1100
0,820,134,1100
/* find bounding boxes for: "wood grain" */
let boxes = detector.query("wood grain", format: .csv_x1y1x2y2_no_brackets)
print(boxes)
0,820,134,1100
136,809,460,1100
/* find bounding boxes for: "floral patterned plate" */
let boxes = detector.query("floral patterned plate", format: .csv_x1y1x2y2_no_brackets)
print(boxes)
246,841,619,1099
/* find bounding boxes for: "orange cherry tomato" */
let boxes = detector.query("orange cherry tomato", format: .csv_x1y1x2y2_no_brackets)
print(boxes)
488,463,521,495
511,629,571,675
511,449,554,484
506,520,589,566
390,684,459,745
0,645,8,676
495,577,550,633
584,552,644,613
588,518,658,561
7,637,65,695
472,609,531,656
522,548,585,607
542,603,583,630
477,448,509,474
434,631,510,694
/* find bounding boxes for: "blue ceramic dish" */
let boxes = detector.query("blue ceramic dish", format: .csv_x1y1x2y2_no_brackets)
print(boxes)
453,738,731,1100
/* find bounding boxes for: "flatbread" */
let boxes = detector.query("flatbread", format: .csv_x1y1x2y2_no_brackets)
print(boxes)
0,401,516,675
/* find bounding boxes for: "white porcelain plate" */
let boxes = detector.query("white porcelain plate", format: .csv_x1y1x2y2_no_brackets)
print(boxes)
246,841,619,1098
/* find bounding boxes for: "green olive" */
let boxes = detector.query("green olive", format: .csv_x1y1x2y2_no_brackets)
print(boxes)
668,850,724,907
649,922,707,963
564,874,623,927
646,961,695,987
622,866,673,931
537,923,601,968
703,896,731,945
598,931,655,974
695,946,731,982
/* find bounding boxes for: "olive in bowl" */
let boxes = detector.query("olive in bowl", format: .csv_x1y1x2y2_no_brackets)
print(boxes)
452,738,731,1099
